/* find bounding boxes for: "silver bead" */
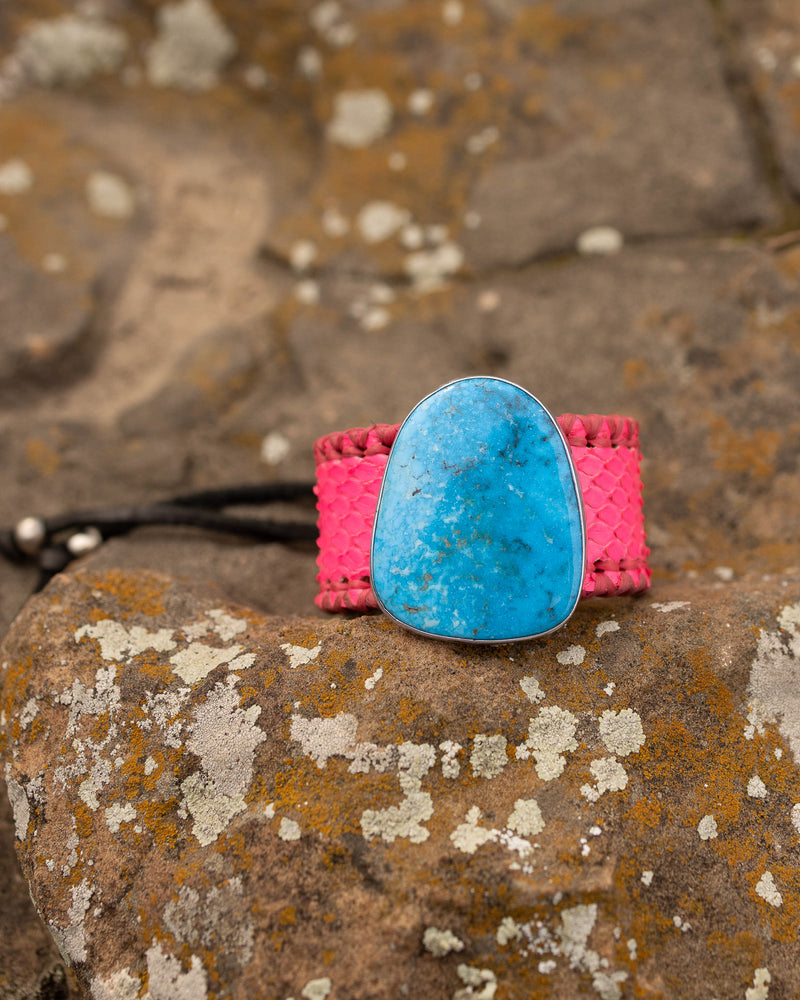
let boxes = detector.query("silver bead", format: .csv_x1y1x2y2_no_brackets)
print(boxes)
13,516,46,556
66,526,103,558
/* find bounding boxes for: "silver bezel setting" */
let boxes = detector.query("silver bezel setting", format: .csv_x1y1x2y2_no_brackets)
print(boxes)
369,376,587,644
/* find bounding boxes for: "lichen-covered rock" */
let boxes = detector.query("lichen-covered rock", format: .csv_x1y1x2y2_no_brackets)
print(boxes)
2,568,799,999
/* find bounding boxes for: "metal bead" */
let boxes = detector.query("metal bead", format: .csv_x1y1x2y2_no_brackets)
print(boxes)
13,516,46,556
66,526,103,558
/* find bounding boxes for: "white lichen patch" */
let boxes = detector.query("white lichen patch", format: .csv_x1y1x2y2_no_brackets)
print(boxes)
596,620,620,638
520,675,545,703
280,642,322,669
289,240,317,273
747,601,800,762
408,88,435,115
403,242,464,292
442,0,465,26
16,13,127,87
361,790,434,844
454,965,497,1000
145,944,207,1000
143,688,190,748
206,609,248,641
5,766,30,840
439,740,462,778
523,706,578,781
163,878,253,971
755,871,782,907
181,675,266,845
86,171,135,220
61,665,121,736
641,870,654,886
279,817,302,842
75,620,176,662
496,917,522,946
361,743,436,843
470,734,508,778
450,807,496,855
450,806,533,858
321,205,350,237
79,757,113,810
748,775,768,798
301,978,332,1000
423,927,464,956
558,903,597,969
598,709,645,756
105,802,137,834
506,798,545,837
580,758,628,802
327,89,393,148
290,712,358,767
556,645,585,666
169,642,247,684
50,878,94,964
576,226,623,256
146,0,236,93
745,968,772,1000
18,697,39,730
650,601,690,613
791,803,800,836
180,772,246,847
364,666,383,690
90,966,140,1000
697,814,718,840
356,200,409,243
0,158,33,195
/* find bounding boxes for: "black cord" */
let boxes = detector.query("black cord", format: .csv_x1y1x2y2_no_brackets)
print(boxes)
1,481,318,593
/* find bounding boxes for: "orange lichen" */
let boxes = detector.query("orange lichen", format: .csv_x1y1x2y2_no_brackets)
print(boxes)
80,570,168,618
708,416,781,478
138,800,181,851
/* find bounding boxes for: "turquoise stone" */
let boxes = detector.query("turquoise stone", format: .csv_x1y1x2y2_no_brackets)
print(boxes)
370,377,585,642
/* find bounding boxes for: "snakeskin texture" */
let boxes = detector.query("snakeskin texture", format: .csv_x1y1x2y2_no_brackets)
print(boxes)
314,417,650,613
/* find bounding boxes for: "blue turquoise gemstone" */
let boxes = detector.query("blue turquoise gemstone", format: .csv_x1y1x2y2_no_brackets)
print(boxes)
370,377,585,642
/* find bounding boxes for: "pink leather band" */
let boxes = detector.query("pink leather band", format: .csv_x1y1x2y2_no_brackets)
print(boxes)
314,416,650,614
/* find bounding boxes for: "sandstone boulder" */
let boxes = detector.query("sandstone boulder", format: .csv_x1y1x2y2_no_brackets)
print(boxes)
2,568,799,999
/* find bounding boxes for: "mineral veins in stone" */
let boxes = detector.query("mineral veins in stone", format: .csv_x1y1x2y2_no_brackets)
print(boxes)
371,377,584,641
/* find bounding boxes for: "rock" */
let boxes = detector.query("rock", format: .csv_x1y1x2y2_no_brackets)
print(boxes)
462,0,777,267
1,0,800,992
261,0,777,274
117,325,262,436
0,237,93,387
2,567,800,999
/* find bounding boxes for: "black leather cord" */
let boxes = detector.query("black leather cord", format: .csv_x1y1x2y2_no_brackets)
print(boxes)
1,482,318,593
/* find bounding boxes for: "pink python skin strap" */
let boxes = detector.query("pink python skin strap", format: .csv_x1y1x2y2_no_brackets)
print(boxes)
314,416,650,613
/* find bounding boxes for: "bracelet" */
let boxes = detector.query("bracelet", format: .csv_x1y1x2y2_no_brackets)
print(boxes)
314,377,649,642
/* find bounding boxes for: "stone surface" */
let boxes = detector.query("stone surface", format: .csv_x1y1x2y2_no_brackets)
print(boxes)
260,0,779,272
726,0,800,201
0,0,799,995
1,567,800,999
372,378,584,641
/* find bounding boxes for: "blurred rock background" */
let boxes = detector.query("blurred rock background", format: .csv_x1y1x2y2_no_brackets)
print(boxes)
1,0,800,996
